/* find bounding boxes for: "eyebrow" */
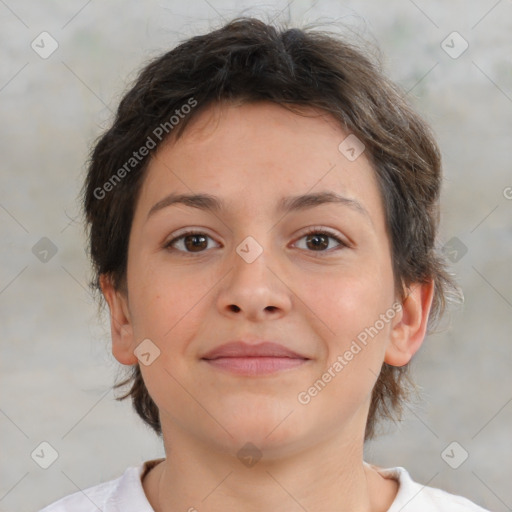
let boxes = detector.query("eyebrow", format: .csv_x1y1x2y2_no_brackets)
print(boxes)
146,191,371,223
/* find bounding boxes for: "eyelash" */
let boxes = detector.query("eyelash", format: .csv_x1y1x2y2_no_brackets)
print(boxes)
164,227,348,256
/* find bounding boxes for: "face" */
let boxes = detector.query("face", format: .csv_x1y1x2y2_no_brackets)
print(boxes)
102,101,431,459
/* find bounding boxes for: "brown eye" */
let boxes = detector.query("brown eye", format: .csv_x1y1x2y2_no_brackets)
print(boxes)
165,231,219,254
294,228,346,253
183,234,208,252
305,233,330,251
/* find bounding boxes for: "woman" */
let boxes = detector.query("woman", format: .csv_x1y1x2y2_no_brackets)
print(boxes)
40,16,489,512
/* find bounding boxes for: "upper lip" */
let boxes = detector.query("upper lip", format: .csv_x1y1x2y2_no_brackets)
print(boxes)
201,341,309,360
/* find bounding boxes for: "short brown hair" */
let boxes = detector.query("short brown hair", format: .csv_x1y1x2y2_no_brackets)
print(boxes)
82,16,460,440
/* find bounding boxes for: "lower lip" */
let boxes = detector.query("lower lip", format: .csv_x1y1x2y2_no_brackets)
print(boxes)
203,357,308,375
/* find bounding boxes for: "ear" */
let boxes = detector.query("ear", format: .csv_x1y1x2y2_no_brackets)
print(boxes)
99,274,138,365
384,279,435,367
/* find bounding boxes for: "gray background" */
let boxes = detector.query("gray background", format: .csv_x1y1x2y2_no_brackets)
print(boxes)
1,1,511,511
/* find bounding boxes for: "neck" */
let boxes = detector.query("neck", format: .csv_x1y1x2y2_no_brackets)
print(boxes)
143,425,396,512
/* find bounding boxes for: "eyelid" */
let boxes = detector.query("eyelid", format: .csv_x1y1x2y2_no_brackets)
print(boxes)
163,228,221,251
164,226,350,254
293,226,349,250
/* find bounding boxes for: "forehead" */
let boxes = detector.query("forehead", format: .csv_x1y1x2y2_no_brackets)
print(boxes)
135,101,386,228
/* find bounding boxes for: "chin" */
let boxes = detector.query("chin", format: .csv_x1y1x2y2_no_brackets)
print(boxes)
211,406,307,454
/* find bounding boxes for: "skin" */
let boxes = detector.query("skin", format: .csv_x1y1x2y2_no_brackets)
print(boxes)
101,101,434,512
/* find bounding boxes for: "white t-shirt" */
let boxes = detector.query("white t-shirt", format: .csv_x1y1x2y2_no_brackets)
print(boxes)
38,458,491,511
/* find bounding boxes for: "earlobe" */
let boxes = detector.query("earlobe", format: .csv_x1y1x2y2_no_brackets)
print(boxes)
384,280,435,367
99,274,138,365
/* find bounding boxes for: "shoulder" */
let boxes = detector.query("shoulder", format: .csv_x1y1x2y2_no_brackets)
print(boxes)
376,465,491,512
37,459,163,512
37,477,120,512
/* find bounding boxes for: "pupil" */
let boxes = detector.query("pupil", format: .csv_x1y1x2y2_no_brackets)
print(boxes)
308,234,328,250
186,235,206,251
183,234,329,252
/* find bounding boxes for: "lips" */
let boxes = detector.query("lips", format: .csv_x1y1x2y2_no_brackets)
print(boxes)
200,341,310,376
201,341,308,360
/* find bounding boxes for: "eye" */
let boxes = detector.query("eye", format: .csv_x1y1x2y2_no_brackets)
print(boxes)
164,227,348,256
293,227,347,253
164,230,220,254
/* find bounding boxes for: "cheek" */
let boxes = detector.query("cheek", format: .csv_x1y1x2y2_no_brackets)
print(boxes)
296,282,394,424
308,259,395,376
127,253,209,338
309,260,393,328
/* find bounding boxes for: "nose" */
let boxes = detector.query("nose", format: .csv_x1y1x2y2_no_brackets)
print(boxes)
216,237,292,321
